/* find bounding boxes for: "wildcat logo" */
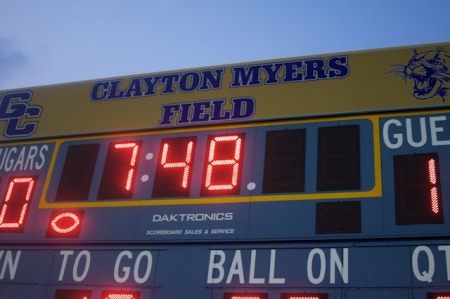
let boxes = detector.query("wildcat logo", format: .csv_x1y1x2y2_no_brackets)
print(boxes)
0,91,42,137
390,47,450,102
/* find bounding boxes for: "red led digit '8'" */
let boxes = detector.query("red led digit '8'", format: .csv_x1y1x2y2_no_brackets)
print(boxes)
201,133,244,195
0,177,36,232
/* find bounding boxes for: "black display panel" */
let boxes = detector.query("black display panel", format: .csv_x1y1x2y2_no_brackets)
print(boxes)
317,125,360,191
316,201,361,234
394,153,444,225
56,143,99,201
263,128,306,193
54,289,91,299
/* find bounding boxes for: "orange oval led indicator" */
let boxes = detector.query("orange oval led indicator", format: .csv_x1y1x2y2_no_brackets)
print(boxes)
51,212,80,234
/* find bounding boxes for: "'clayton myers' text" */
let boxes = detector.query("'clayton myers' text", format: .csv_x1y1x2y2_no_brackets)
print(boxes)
89,55,349,126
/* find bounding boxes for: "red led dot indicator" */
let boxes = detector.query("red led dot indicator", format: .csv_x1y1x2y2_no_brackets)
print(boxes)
47,211,84,238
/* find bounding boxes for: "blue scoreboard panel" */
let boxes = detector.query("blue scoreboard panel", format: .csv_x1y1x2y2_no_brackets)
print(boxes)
1,110,450,241
0,42,450,298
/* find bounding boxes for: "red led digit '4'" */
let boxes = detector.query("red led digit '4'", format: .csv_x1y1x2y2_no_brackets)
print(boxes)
202,133,245,195
0,177,36,232
152,137,196,197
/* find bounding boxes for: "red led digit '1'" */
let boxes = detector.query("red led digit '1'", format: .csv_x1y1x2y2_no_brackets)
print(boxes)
152,137,196,197
98,141,141,200
394,153,443,224
428,158,440,214
0,177,36,232
202,133,244,195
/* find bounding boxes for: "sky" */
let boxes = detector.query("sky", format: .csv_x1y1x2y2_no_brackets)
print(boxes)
0,0,449,90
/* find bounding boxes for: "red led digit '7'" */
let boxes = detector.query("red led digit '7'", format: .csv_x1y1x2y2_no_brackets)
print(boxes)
115,142,140,191
98,141,141,200
202,134,244,195
0,177,36,232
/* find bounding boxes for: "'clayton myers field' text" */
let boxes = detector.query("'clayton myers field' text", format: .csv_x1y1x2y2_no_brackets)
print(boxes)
89,55,349,126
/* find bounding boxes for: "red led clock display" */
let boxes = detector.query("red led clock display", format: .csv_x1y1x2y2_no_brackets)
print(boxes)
56,133,247,201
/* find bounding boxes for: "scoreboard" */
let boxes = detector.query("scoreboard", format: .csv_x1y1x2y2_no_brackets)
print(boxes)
0,42,449,299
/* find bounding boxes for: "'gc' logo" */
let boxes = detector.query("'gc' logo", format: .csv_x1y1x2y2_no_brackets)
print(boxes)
0,91,42,137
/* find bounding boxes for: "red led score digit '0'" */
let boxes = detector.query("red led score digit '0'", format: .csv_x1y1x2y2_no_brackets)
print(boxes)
152,137,196,197
0,176,36,232
202,133,245,196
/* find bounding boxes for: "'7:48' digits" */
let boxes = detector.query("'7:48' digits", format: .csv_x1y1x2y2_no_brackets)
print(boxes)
56,133,245,202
